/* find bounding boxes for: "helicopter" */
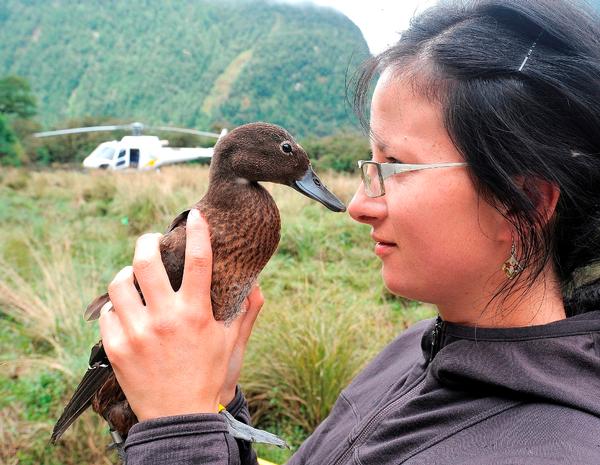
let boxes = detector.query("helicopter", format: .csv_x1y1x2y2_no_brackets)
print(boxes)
34,122,227,170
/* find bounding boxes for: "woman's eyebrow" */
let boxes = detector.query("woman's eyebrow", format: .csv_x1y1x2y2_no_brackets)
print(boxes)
373,141,413,160
370,139,389,153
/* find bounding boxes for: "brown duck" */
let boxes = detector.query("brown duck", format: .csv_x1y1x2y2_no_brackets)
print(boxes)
50,122,345,445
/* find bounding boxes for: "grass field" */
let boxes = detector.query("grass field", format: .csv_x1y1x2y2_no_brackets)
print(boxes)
0,166,435,464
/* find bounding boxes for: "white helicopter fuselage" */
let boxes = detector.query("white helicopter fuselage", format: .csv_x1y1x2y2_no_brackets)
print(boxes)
82,135,213,170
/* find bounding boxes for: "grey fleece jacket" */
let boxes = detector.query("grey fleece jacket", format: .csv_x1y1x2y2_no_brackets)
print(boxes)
123,311,600,464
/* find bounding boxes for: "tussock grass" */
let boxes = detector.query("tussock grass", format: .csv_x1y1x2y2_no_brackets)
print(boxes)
0,239,100,376
0,239,117,464
243,292,397,432
0,166,434,464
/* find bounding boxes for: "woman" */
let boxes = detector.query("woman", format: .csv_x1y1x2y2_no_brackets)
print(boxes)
99,0,600,463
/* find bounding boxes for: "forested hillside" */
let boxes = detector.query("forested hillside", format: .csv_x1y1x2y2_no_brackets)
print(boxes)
0,0,370,136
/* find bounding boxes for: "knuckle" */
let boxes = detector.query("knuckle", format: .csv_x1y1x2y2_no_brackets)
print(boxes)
108,268,132,297
187,252,211,271
136,232,161,246
127,326,148,350
133,256,154,274
134,234,162,264
107,280,120,297
107,284,116,300
181,304,210,327
151,315,177,335
175,291,212,322
102,338,127,365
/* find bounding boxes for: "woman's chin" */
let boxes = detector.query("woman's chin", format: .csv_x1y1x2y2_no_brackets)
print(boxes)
381,268,410,298
380,266,432,303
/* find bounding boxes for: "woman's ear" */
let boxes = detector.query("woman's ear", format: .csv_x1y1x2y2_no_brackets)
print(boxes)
520,176,560,224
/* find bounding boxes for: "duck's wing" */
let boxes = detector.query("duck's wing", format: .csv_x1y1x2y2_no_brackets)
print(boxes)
84,210,191,322
165,209,190,234
84,292,110,321
51,341,112,443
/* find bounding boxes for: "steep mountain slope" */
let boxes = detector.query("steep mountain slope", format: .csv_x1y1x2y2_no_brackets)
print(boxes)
0,0,370,136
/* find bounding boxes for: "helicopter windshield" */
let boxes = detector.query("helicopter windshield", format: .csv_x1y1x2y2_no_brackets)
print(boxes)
92,146,116,160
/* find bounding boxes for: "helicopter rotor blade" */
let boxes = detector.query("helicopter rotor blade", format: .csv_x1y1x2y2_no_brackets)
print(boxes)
34,122,225,139
150,126,223,139
34,125,130,138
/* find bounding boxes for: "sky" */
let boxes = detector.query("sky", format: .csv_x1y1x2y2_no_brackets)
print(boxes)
281,0,438,54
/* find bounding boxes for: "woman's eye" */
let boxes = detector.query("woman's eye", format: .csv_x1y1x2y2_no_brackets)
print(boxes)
281,142,293,153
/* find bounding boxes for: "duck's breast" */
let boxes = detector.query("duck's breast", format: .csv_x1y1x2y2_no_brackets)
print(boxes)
201,184,281,322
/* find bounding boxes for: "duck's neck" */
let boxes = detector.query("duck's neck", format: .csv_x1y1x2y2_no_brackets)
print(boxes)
206,175,273,210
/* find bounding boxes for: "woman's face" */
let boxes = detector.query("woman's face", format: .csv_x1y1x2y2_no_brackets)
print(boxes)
348,71,510,312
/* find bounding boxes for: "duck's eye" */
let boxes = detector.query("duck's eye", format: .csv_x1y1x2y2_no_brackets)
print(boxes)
281,142,293,154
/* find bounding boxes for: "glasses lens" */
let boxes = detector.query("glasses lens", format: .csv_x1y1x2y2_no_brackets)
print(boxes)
361,162,382,197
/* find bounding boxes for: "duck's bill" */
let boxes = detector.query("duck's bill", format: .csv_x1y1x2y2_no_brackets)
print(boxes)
291,166,346,212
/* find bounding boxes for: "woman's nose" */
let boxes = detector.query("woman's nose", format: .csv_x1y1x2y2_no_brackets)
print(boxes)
348,184,387,225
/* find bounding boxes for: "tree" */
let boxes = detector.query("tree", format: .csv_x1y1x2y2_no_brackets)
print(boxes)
0,75,37,119
0,75,38,165
0,113,24,166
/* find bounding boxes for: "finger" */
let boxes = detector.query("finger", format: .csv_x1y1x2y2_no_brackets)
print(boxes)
180,209,213,307
99,296,127,360
107,266,145,331
223,311,245,353
132,233,172,309
237,285,264,347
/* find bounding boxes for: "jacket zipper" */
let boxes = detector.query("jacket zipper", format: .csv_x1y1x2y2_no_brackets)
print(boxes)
429,316,444,363
329,374,427,465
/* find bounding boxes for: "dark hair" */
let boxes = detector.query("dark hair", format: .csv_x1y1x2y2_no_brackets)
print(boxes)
353,0,600,316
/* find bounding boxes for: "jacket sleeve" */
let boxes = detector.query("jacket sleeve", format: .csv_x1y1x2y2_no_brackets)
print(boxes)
123,387,258,465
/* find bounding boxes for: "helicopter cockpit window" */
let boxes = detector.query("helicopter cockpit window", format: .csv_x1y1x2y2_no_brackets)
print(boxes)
118,149,126,159
95,146,116,160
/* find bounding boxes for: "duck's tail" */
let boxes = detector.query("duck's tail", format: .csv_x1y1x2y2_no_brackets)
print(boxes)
50,342,112,443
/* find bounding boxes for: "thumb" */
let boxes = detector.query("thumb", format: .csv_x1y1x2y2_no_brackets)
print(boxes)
238,284,264,345
223,284,264,352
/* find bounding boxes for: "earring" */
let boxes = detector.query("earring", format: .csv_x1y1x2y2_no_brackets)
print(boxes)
502,239,523,280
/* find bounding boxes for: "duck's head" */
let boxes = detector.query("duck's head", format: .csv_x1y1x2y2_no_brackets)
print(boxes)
211,122,346,212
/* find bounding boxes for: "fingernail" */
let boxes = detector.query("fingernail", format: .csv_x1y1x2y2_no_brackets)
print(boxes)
188,208,200,221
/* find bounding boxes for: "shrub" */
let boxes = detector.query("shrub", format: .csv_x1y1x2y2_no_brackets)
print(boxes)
0,114,24,166
302,132,370,173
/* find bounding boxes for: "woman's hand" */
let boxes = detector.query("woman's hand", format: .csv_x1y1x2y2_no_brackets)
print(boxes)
99,208,263,420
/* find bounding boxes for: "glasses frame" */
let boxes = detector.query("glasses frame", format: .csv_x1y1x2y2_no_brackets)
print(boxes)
358,160,468,198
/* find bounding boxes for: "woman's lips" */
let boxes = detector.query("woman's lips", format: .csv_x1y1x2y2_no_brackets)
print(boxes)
374,241,397,257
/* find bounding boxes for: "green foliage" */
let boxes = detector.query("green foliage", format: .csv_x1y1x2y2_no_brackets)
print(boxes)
0,113,24,166
0,0,370,138
0,74,39,165
0,75,37,118
0,372,67,422
302,132,370,173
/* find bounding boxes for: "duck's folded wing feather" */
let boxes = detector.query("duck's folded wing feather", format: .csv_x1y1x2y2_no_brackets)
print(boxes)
51,342,112,443
165,209,190,234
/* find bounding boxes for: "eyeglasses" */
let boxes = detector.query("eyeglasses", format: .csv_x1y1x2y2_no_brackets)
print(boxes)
357,160,468,198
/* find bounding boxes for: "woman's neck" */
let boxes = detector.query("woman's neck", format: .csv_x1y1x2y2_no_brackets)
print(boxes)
437,267,567,328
